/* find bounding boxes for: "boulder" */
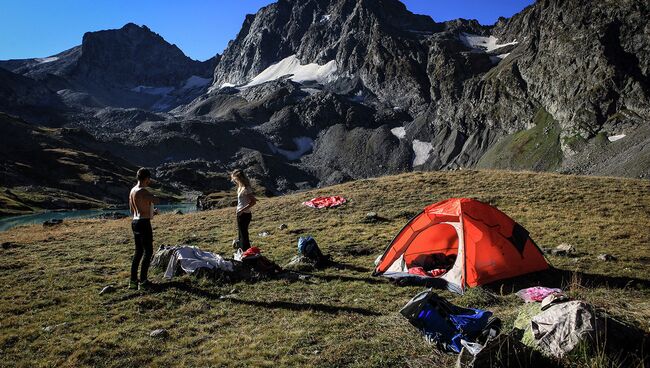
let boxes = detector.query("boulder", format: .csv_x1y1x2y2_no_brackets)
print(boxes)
597,253,616,262
149,329,169,339
43,219,63,227
42,322,70,333
97,212,128,220
99,285,116,295
549,243,575,256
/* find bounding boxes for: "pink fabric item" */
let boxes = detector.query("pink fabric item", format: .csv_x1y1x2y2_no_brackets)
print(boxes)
407,267,448,278
429,269,448,277
516,286,563,303
408,267,429,276
302,196,347,209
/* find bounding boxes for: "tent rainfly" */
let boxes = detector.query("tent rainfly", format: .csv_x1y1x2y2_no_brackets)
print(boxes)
374,198,550,294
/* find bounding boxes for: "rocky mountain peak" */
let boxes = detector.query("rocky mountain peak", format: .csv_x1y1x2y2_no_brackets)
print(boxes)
76,23,209,87
211,0,453,113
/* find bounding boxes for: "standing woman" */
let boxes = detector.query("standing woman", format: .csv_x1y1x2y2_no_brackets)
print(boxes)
232,169,256,250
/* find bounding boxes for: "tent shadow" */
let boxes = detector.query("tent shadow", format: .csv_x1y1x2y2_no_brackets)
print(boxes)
483,267,650,294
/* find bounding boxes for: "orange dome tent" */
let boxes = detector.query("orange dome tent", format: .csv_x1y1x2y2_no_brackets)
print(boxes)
374,198,550,294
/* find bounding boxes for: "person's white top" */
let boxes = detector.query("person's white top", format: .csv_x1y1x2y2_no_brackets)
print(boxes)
236,186,253,213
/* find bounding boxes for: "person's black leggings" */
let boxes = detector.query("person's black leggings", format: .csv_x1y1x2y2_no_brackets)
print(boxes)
237,212,252,250
131,219,153,282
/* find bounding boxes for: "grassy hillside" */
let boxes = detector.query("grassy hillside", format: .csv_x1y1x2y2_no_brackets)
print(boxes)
477,108,563,171
0,113,182,216
0,170,648,367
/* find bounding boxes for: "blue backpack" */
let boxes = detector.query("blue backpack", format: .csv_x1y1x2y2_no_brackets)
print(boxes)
400,289,496,353
297,236,326,265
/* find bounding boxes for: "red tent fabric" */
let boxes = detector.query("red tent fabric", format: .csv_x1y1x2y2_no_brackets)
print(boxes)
374,198,550,293
303,196,347,209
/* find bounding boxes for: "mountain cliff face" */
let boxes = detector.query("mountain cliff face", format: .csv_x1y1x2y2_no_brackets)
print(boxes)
0,0,648,210
212,0,486,114
0,68,67,125
489,0,649,147
0,23,218,112
204,0,649,181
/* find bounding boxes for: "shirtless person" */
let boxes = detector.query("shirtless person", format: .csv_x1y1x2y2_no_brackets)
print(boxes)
128,168,160,290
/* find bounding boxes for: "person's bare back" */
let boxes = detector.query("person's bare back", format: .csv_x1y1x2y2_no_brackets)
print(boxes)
129,186,158,219
128,168,161,290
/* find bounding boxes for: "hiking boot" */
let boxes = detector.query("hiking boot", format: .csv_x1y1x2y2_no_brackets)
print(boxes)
139,280,154,291
128,280,139,290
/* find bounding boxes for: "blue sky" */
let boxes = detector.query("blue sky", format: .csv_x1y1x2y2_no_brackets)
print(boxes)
0,0,534,61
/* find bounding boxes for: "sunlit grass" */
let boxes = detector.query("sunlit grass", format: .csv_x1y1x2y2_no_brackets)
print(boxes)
0,170,648,367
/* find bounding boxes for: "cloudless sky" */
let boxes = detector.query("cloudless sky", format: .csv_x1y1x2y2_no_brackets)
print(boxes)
0,0,534,61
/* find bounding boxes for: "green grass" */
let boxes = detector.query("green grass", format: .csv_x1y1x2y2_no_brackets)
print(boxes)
0,170,648,367
478,108,563,171
0,187,108,216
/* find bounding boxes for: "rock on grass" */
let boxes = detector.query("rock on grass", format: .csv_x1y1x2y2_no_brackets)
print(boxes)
149,329,169,339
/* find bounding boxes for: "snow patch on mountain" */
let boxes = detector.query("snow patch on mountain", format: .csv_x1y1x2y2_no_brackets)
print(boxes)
489,53,511,63
608,134,626,142
36,57,59,64
391,127,406,140
460,33,518,53
349,90,364,103
412,140,433,166
301,87,321,95
243,55,338,88
131,86,175,95
268,136,314,161
182,75,211,90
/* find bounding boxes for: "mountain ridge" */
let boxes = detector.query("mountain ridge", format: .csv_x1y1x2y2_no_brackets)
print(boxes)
0,0,648,215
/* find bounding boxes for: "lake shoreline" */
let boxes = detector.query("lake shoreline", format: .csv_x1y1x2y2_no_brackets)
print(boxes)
0,203,198,232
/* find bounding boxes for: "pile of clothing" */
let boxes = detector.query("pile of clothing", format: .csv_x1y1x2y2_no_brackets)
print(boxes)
399,283,648,366
234,246,283,277
513,286,602,359
163,246,234,279
407,253,456,278
152,245,283,282
400,289,500,354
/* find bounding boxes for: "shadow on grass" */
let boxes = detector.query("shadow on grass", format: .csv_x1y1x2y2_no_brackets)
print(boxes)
305,272,388,285
105,280,381,316
165,281,381,316
484,267,650,295
327,261,372,273
222,297,381,316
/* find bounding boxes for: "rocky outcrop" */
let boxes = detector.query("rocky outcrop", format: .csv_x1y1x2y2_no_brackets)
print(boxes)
0,23,218,112
0,68,67,126
205,0,649,180
212,0,445,114
489,0,649,147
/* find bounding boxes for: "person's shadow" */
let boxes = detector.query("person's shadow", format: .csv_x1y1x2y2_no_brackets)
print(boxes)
105,280,381,317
